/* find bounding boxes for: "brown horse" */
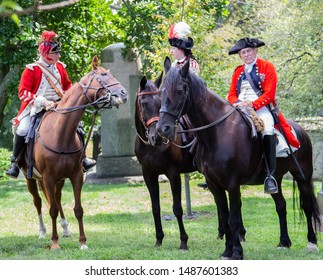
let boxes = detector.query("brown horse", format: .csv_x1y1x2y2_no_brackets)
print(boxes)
135,74,246,249
20,56,127,250
157,56,321,259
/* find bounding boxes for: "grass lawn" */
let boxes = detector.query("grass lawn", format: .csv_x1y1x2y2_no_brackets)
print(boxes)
0,177,322,260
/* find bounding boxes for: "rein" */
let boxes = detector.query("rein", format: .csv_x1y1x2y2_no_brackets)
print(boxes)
177,107,236,134
160,73,236,135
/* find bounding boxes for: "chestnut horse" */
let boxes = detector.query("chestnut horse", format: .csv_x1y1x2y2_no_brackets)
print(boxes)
20,56,127,250
135,74,246,249
157,57,320,259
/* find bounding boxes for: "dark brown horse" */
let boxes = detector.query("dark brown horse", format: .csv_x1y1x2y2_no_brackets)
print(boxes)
157,56,321,259
135,74,197,249
20,56,127,250
135,74,245,249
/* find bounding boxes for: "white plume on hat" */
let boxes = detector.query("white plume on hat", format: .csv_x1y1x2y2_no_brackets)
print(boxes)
170,21,192,39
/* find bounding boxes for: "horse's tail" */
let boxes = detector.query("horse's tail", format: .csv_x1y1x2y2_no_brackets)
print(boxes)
292,178,322,232
37,180,50,204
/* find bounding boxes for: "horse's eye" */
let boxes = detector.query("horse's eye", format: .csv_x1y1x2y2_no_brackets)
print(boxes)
101,73,108,76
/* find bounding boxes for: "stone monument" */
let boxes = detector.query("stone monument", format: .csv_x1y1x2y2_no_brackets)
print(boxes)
96,43,142,177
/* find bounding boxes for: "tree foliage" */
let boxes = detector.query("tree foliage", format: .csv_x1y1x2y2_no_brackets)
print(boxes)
0,0,321,149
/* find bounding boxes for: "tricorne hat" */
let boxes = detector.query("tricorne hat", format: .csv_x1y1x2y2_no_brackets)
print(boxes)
38,30,61,54
228,37,265,55
168,22,194,50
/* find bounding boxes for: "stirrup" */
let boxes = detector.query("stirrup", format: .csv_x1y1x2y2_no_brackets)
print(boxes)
264,176,278,194
82,158,96,172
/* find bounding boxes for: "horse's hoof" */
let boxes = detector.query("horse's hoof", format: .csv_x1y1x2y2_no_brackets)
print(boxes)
155,241,162,247
220,251,232,260
306,242,318,252
81,244,88,250
63,231,71,237
276,243,289,250
39,230,46,239
51,244,60,250
179,245,188,250
231,254,243,260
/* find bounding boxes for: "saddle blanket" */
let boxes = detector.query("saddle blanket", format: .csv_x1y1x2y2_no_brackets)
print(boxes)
275,127,298,158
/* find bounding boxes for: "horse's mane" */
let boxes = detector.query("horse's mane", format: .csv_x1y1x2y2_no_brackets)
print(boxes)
165,67,208,102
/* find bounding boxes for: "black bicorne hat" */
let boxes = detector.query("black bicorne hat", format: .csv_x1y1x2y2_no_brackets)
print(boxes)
168,37,194,50
228,37,265,55
168,22,194,50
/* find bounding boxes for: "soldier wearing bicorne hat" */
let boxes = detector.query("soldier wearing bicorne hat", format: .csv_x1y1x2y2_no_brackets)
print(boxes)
6,30,96,178
227,37,300,194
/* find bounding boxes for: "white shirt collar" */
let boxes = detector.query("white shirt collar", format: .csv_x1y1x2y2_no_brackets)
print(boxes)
39,57,54,68
245,57,257,73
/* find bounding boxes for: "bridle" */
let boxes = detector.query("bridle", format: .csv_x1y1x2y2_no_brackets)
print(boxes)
159,76,190,126
51,69,122,114
78,69,121,110
136,89,161,145
37,68,122,155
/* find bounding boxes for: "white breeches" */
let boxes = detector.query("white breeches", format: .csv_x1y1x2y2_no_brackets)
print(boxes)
16,115,31,137
256,106,275,136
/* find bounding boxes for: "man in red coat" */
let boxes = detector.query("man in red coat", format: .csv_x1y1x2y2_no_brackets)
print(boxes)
227,37,300,194
6,30,96,178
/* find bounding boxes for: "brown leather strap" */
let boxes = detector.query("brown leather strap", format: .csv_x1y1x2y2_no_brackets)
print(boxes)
35,62,64,99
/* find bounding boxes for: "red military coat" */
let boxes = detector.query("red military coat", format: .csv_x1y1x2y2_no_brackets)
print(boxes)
227,58,300,148
13,61,72,126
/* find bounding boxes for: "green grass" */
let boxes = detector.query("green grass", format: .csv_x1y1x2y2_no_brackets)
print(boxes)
0,177,322,260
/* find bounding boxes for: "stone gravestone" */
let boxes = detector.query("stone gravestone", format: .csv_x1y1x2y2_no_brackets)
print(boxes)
96,43,142,177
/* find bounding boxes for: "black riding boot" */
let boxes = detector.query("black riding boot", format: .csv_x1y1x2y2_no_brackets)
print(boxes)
77,123,96,172
6,134,26,178
263,134,278,194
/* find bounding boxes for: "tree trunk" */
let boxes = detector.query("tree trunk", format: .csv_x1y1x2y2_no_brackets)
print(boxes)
0,65,20,131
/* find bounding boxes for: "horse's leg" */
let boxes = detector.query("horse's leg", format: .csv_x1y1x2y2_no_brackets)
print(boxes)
168,171,188,250
70,173,87,249
208,184,232,259
228,188,244,260
293,178,319,251
217,200,246,242
270,178,291,248
26,178,46,238
143,172,165,247
55,179,71,237
41,176,60,249
216,202,225,240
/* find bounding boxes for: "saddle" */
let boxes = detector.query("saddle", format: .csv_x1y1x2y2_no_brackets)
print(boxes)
24,111,46,179
236,106,263,137
23,111,85,179
236,106,298,158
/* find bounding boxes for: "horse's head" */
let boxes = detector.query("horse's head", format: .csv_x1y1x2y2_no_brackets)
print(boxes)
79,56,128,109
136,73,163,146
157,56,191,140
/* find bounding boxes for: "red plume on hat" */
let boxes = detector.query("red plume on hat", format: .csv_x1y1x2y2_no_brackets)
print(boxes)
168,22,194,50
38,30,61,54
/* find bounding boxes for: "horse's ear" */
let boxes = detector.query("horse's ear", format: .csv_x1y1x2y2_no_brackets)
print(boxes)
92,56,99,70
140,76,147,90
155,71,163,88
180,58,190,79
164,56,171,74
